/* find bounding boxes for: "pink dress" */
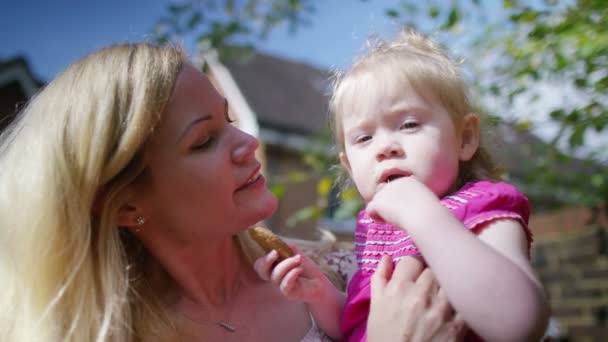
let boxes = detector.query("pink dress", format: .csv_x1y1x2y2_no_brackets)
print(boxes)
340,181,532,341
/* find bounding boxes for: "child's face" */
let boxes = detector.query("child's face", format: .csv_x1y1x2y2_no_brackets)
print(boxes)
339,83,477,202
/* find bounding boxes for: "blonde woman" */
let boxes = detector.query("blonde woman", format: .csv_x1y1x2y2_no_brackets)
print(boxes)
0,43,462,341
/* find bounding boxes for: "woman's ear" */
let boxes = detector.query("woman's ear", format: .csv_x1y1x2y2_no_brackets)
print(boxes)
113,186,147,228
115,203,144,228
339,151,352,177
458,113,480,161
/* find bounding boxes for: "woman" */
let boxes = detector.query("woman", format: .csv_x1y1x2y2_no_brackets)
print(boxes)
0,43,463,341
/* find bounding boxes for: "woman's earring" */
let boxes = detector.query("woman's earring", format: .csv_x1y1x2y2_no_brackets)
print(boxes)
135,216,145,231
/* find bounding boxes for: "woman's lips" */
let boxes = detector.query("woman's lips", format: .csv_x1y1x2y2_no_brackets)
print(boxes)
236,167,263,191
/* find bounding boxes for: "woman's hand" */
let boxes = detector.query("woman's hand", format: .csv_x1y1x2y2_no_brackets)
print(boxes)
367,255,467,342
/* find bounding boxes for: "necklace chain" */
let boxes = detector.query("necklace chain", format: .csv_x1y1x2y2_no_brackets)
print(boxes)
179,246,244,333
181,314,237,333
179,269,242,333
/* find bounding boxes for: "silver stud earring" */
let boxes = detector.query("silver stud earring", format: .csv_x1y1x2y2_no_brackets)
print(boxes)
136,216,145,225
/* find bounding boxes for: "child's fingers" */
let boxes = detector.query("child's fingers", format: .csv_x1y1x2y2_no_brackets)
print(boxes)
365,205,384,223
253,250,279,281
371,255,392,297
280,266,304,294
269,254,302,285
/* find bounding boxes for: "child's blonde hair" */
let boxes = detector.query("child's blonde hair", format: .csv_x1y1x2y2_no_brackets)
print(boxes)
330,28,501,190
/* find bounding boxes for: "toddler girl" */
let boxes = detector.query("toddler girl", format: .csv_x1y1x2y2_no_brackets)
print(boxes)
255,28,549,341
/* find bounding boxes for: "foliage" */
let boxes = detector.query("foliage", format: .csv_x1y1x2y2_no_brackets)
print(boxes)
155,0,607,223
267,129,363,227
154,0,317,61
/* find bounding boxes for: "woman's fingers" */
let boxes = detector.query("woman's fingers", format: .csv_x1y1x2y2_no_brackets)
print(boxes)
371,255,393,296
446,313,467,341
391,256,425,286
413,268,436,307
432,287,453,321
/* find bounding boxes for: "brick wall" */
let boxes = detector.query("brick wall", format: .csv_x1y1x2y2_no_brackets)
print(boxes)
531,207,608,342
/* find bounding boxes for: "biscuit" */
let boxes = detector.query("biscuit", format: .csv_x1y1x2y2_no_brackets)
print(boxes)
248,226,294,260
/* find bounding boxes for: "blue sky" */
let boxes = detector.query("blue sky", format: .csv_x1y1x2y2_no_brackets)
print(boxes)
3,1,602,154
0,0,399,81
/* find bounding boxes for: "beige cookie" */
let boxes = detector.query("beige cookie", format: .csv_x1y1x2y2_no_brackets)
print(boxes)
248,226,294,260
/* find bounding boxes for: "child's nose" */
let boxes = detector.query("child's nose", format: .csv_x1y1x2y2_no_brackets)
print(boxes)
376,140,404,161
232,127,260,163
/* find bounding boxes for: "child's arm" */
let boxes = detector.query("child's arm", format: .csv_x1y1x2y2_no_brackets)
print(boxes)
253,247,345,340
367,177,550,342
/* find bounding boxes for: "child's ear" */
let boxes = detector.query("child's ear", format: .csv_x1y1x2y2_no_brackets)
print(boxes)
339,151,352,177
458,113,480,161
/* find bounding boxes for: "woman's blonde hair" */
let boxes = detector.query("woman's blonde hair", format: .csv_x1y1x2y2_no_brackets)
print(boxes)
0,43,184,341
330,28,501,189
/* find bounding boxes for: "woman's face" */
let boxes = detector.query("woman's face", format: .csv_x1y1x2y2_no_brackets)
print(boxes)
136,64,277,242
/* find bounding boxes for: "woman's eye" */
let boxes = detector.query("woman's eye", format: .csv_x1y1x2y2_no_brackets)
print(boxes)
192,137,213,150
400,121,419,130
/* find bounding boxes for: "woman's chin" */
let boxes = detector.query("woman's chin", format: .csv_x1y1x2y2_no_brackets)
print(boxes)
243,191,278,225
257,192,279,219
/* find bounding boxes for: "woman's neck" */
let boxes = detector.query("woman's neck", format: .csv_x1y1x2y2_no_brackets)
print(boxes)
147,235,254,309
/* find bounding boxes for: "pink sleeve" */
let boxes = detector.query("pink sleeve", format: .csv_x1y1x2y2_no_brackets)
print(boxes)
442,181,533,253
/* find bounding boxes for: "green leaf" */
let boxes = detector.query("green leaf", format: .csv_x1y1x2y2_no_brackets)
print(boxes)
503,0,518,9
429,6,440,19
568,126,585,147
574,78,587,88
386,9,399,18
286,171,309,183
549,109,565,120
517,120,532,130
286,206,322,227
317,176,332,197
442,7,460,30
591,174,605,188
187,12,202,29
270,183,286,199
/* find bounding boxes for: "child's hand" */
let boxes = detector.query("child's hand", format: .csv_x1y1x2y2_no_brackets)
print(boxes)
367,176,442,229
253,246,332,303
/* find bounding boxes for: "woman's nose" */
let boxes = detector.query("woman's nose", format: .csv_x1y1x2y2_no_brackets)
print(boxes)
376,140,404,161
231,127,260,163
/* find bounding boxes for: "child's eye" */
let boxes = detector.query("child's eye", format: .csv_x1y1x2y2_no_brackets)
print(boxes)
400,121,419,130
355,135,372,144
